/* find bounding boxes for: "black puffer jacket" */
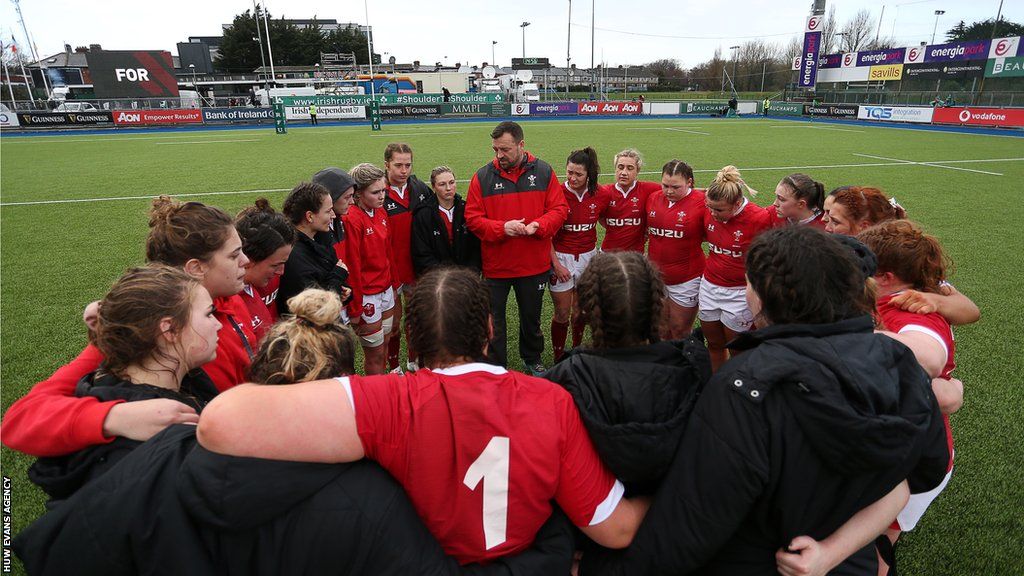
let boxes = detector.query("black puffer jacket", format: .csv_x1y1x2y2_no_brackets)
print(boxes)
16,425,576,576
27,369,218,503
278,231,350,315
542,335,711,495
586,316,950,576
411,193,482,275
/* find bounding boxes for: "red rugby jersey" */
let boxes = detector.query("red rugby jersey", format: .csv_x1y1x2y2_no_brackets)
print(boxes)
553,182,607,255
599,181,660,252
701,199,774,288
645,188,707,285
877,293,956,470
343,206,396,319
254,275,281,323
385,183,415,285
240,285,273,342
345,363,622,564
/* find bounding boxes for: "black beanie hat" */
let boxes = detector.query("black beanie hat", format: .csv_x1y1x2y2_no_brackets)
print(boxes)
312,167,356,203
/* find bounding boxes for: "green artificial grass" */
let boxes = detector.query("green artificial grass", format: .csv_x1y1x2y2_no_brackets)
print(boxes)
2,117,1023,574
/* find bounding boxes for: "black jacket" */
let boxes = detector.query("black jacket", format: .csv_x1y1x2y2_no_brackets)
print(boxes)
542,335,710,495
16,425,576,576
587,316,950,576
278,231,350,315
27,369,218,503
411,193,482,275
385,174,433,218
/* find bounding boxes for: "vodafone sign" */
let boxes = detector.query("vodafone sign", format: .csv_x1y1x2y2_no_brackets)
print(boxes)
932,107,1024,127
577,102,641,115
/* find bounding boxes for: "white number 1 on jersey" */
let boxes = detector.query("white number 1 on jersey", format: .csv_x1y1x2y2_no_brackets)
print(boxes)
463,436,510,550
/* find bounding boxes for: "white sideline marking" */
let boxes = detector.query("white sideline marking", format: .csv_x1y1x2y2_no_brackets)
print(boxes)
5,156,1021,207
155,139,260,145
770,125,864,133
369,131,463,136
665,127,711,136
625,126,710,135
852,153,1005,176
1,187,292,206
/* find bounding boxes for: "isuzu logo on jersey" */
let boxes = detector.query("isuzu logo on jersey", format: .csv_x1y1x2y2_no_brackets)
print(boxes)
562,223,596,232
649,227,685,239
709,243,742,258
606,218,641,226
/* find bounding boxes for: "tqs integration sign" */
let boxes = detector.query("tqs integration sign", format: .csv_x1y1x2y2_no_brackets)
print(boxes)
86,50,180,99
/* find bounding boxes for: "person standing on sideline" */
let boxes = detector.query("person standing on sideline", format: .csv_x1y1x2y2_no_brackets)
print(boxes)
465,121,569,375
309,104,318,126
382,143,432,372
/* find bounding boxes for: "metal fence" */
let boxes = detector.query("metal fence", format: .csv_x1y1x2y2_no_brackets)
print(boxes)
2,96,268,112
791,90,1024,108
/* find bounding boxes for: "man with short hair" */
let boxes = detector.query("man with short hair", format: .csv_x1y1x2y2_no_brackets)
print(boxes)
465,121,569,374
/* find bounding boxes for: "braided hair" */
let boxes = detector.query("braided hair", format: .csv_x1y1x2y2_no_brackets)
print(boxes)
575,251,665,349
407,267,492,367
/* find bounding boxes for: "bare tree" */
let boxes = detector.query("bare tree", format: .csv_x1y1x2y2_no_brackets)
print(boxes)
737,39,779,90
821,6,840,54
783,35,803,63
840,9,874,52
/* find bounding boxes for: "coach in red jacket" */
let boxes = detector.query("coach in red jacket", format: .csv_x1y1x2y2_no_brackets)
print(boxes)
465,121,568,374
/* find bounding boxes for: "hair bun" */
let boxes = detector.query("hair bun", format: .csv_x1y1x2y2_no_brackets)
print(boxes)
287,289,343,327
254,197,274,213
148,195,179,227
714,165,742,184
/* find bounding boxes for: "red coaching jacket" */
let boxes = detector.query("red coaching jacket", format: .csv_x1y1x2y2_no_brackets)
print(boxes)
465,154,569,279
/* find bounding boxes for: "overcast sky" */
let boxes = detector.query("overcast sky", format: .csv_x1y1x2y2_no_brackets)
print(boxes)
2,0,1018,68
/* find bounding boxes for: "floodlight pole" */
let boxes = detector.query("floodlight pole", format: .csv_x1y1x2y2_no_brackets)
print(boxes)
565,0,571,95
260,1,276,84
252,0,268,89
365,0,375,100
931,10,945,45
12,0,50,100
520,22,530,58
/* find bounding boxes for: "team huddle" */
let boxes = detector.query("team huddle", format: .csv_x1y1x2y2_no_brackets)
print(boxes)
5,121,976,575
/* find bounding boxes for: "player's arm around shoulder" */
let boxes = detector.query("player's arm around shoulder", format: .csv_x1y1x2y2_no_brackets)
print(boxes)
198,379,364,463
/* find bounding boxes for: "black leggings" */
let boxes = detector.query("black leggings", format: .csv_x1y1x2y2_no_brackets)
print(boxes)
486,271,549,367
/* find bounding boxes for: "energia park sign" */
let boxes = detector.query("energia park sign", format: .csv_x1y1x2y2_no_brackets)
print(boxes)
278,93,505,107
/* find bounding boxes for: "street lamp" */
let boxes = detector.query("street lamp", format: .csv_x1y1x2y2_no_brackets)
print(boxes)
520,22,531,58
931,10,946,44
188,63,197,88
491,40,497,66
835,31,848,52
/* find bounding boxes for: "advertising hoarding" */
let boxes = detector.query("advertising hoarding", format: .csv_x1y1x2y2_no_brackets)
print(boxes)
931,107,1024,127
86,50,180,99
857,105,934,123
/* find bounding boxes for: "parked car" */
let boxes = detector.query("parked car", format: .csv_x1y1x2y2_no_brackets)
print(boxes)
53,102,98,112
